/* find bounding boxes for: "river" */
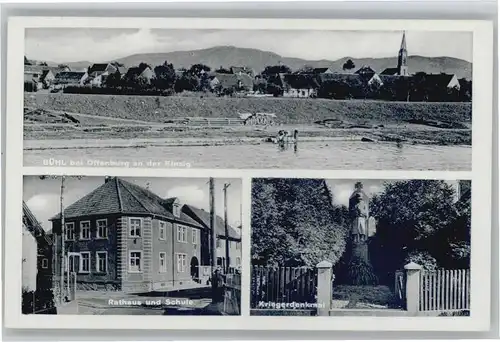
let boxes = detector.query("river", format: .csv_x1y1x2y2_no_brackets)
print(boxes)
24,141,471,170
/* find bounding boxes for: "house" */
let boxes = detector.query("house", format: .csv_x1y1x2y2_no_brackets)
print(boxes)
380,67,400,76
123,64,155,85
50,177,210,293
312,68,334,74
22,202,53,292
354,66,383,86
182,205,242,270
24,65,71,80
86,62,126,87
279,73,319,98
423,74,461,90
209,73,254,94
24,74,39,93
230,66,255,77
52,71,88,88
39,70,55,89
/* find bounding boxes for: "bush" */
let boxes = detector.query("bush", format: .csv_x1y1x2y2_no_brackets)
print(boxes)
438,310,470,316
63,86,175,97
332,285,399,308
346,258,378,286
22,288,56,314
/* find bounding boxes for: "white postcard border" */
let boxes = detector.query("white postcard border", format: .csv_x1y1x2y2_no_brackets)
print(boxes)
5,17,494,331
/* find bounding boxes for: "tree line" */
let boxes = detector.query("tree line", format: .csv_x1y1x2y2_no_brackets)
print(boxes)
60,58,472,102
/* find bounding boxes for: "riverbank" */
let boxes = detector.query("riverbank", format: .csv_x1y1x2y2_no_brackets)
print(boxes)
25,93,472,124
24,123,471,147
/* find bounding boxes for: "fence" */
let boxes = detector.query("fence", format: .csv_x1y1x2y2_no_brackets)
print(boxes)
223,272,241,315
394,269,407,309
251,266,318,309
419,269,470,312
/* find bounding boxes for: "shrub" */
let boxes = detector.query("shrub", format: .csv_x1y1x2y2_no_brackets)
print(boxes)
346,258,378,286
22,287,56,314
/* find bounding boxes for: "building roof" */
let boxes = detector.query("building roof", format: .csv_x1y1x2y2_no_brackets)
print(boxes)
182,204,241,240
312,68,331,74
87,63,109,74
400,31,407,51
125,64,152,79
24,73,38,83
212,73,253,90
318,73,370,87
355,65,377,76
23,201,52,245
280,73,320,90
230,66,253,74
25,65,70,76
39,69,54,82
421,74,457,88
50,177,202,228
380,68,400,76
54,71,86,82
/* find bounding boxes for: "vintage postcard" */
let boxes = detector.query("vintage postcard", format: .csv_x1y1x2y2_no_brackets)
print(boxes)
4,17,493,332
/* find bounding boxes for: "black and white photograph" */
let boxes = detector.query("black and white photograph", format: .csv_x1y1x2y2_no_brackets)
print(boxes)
250,178,471,317
22,175,242,315
23,28,472,170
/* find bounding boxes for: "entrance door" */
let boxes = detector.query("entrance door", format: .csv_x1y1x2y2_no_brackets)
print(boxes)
68,254,80,273
190,257,199,282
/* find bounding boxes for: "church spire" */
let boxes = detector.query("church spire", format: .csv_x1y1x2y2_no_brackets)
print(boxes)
400,30,407,51
397,31,409,76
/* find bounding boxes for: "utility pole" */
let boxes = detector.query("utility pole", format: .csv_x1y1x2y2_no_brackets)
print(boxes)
209,178,218,304
60,176,66,303
209,178,217,268
223,183,231,274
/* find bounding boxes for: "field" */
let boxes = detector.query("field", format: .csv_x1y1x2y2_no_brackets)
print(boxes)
24,93,472,146
25,93,472,124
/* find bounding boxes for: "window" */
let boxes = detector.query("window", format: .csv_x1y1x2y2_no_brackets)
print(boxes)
65,222,75,240
176,254,187,273
236,257,241,267
216,238,222,248
159,252,167,273
129,218,142,237
159,221,167,240
80,252,90,273
177,225,187,243
96,252,107,273
80,221,91,240
41,258,49,269
192,228,197,245
129,251,142,272
173,203,181,217
236,242,241,250
96,219,108,239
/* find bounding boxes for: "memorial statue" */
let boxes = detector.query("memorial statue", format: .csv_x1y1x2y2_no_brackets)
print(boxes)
348,182,373,243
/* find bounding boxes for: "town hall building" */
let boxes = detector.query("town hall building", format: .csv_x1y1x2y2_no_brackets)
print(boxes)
50,177,241,293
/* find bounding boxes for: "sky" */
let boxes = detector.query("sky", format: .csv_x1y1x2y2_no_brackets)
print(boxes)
25,28,473,64
325,179,460,207
23,176,242,232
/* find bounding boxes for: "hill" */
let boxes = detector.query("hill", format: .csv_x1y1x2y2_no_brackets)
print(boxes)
54,46,472,80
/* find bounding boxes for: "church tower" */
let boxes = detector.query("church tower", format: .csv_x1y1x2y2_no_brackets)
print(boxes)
397,31,409,76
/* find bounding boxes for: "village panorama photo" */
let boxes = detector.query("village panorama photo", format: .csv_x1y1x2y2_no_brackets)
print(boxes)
22,175,242,315
23,28,472,170
250,178,471,317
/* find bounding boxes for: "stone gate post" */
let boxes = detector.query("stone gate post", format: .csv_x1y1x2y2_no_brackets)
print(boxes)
316,260,333,316
404,262,422,315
